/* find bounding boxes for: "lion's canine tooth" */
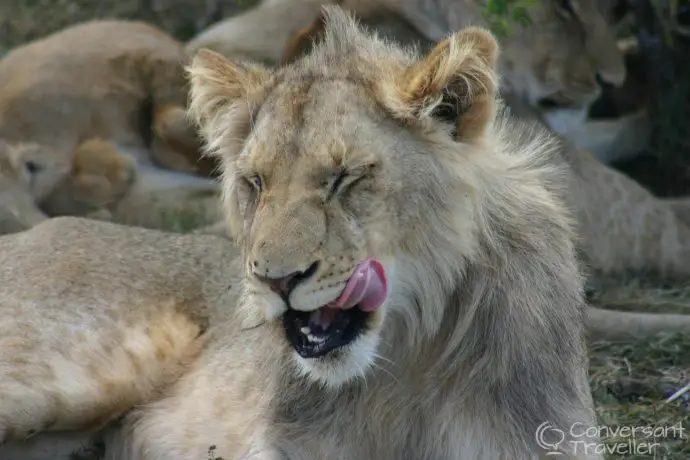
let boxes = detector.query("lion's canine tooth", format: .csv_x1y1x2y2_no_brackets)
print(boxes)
300,326,311,335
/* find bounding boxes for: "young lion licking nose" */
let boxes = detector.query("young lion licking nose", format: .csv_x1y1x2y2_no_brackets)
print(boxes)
2,6,601,460
104,7,604,459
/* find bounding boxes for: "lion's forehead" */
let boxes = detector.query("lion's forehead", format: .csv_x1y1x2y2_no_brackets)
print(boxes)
245,80,387,176
260,76,378,127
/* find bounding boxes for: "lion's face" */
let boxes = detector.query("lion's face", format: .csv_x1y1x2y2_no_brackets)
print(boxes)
228,81,411,386
2,142,71,201
499,0,626,134
188,9,498,386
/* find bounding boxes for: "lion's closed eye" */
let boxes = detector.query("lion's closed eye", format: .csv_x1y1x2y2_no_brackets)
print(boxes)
325,163,378,201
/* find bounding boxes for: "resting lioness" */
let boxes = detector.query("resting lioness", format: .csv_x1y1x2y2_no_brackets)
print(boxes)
0,19,216,183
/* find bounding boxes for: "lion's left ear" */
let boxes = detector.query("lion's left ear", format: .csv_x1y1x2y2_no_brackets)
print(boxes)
186,49,273,157
385,28,499,144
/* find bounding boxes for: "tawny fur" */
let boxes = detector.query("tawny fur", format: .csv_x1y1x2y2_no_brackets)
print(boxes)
40,138,138,218
96,8,597,458
2,7,687,460
665,197,690,228
0,139,137,234
0,217,240,451
0,19,224,231
39,138,222,231
0,19,214,184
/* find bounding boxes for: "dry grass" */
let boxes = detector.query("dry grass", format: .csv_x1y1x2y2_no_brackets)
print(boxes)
1,2,689,459
588,275,690,459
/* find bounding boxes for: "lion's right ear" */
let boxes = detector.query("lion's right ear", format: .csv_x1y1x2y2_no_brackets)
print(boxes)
186,49,273,157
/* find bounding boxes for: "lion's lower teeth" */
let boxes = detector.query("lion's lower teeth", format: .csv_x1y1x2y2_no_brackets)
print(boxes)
301,326,326,343
306,334,326,343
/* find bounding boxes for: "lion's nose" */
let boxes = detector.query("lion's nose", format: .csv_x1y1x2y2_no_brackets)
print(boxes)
253,261,320,298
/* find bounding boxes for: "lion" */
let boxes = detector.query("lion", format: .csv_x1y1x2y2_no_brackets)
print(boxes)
0,216,240,459
0,136,220,235
2,8,607,458
0,138,136,234
2,13,690,459
5,8,690,460
0,19,218,183
191,2,690,279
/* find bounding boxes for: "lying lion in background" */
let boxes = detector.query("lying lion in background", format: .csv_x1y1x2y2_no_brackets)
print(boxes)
0,19,220,215
2,9,605,458
0,19,226,233
0,136,220,235
0,138,136,233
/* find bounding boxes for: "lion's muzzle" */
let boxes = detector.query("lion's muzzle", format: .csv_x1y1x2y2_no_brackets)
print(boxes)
281,258,388,358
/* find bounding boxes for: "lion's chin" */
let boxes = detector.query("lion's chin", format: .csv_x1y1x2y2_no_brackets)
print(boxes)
290,323,383,388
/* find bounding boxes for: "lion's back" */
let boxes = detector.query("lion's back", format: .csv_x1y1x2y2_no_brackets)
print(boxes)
0,20,186,143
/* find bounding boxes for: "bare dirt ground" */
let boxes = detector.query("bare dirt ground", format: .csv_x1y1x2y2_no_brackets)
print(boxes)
1,1,688,458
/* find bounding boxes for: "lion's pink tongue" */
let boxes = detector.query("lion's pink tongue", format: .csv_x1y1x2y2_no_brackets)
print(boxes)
326,258,387,312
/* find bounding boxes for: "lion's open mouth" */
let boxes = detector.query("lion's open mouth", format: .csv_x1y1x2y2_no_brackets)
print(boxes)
282,258,388,359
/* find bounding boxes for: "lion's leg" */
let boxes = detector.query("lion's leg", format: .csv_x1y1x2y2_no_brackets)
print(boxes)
102,343,275,460
40,138,137,218
149,105,216,176
146,61,219,178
